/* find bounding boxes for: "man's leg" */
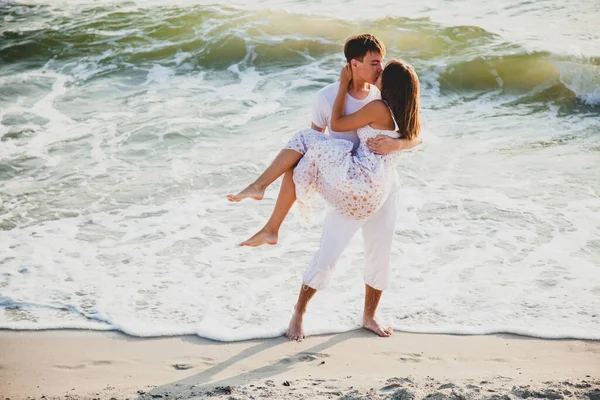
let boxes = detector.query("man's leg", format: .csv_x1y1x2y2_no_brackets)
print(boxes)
286,208,363,341
227,149,302,202
240,168,296,247
363,284,390,337
361,190,400,337
285,284,316,341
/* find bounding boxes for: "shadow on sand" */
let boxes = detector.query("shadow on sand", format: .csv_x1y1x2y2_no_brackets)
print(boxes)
137,330,369,398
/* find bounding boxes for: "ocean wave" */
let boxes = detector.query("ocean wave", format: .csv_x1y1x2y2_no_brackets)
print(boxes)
2,3,599,107
438,54,600,107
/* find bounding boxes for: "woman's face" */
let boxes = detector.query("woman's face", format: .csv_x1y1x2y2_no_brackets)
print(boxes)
375,73,383,91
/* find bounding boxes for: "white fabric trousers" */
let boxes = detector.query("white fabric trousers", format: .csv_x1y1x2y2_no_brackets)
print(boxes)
302,189,400,291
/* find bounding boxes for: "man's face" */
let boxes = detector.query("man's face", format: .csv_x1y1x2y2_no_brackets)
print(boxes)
352,51,384,85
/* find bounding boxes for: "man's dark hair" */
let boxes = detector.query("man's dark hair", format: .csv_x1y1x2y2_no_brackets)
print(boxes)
343,34,386,63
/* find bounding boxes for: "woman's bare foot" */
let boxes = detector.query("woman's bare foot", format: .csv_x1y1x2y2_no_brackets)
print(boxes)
363,317,393,337
227,183,265,202
239,228,278,247
285,310,305,341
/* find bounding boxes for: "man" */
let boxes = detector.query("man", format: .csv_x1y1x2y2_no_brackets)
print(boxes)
284,34,410,341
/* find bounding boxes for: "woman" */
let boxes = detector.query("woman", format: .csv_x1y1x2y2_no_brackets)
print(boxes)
228,59,422,246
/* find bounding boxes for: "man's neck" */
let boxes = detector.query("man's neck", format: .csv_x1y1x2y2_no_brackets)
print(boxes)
347,78,371,100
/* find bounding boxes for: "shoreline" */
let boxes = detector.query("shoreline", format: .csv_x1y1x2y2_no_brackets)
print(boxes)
2,326,598,341
1,329,599,399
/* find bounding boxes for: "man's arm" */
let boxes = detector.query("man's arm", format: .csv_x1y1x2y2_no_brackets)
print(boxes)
366,135,423,155
310,90,329,133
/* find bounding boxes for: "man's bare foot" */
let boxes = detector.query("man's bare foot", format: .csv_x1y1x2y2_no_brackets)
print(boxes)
239,228,278,247
285,311,305,341
227,183,265,202
363,317,393,337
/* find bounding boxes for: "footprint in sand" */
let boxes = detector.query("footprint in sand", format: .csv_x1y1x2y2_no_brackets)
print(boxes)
399,356,422,363
279,352,330,364
172,364,194,370
90,360,112,366
54,364,86,370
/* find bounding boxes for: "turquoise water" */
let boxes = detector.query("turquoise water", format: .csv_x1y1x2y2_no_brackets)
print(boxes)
0,1,599,340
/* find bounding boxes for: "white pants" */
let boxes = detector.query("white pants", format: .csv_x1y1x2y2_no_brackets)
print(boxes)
302,190,400,291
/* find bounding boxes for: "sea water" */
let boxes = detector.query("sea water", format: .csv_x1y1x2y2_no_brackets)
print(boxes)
1,0,599,341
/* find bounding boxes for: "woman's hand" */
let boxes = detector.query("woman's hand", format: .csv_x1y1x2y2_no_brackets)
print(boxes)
339,64,352,86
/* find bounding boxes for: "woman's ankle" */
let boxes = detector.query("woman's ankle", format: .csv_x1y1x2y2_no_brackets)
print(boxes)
261,225,279,235
248,181,263,191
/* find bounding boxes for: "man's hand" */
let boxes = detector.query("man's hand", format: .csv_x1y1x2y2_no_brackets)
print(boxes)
366,135,401,155
311,123,325,133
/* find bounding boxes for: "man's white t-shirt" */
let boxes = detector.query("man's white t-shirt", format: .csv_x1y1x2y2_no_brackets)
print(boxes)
311,81,381,152
311,81,401,194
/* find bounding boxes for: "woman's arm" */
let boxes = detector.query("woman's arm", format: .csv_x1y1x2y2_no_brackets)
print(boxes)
330,65,382,132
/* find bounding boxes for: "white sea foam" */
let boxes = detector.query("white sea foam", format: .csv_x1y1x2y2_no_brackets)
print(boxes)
2,120,599,341
558,61,600,105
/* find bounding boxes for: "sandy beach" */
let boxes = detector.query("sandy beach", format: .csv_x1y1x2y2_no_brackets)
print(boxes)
1,330,599,399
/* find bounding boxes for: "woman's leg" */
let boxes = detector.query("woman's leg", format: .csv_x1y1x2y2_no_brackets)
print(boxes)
239,167,297,247
227,149,302,202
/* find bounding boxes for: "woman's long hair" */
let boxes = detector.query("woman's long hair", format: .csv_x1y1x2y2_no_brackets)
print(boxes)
380,60,421,140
